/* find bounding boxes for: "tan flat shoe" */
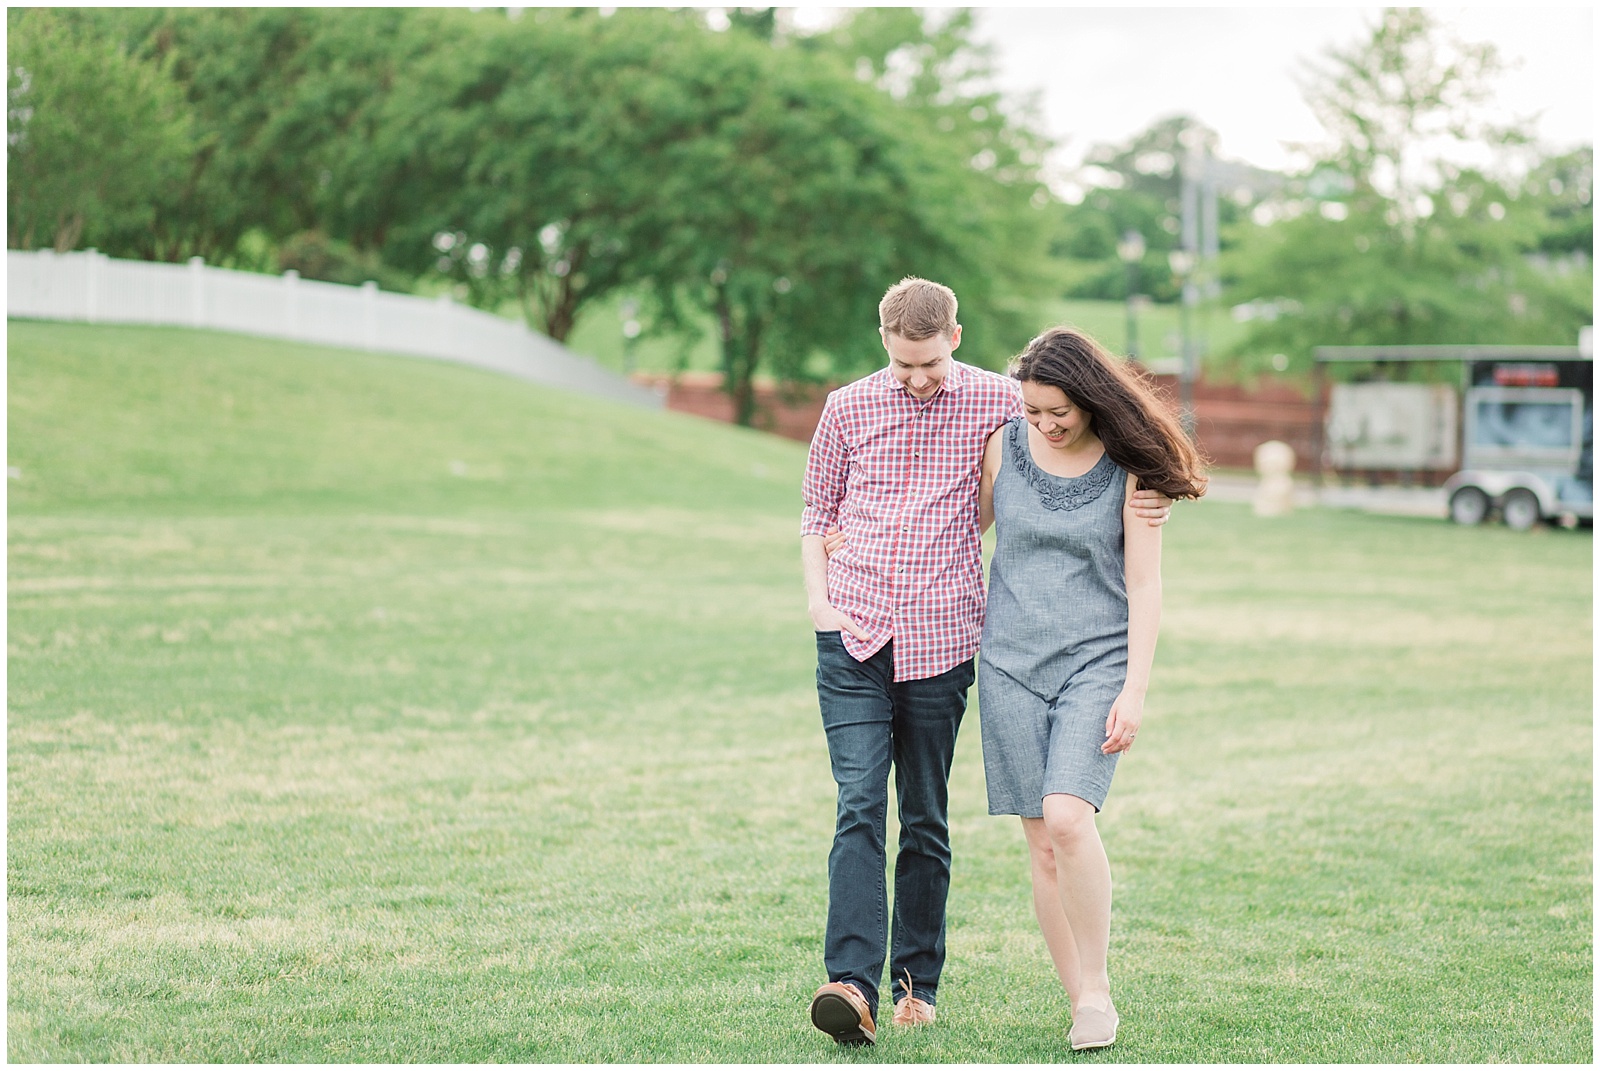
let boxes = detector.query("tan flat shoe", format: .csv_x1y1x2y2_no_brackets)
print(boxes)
1069,1003,1119,1051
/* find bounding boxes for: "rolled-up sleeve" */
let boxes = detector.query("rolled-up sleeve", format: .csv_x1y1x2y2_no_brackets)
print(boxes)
801,394,846,537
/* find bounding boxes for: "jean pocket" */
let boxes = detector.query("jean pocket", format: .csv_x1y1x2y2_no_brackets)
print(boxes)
816,630,849,656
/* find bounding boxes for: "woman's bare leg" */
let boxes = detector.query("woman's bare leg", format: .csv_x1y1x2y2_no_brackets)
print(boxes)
1041,792,1113,1012
1021,816,1081,1005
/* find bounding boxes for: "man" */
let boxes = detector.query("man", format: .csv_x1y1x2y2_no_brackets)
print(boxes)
799,277,1170,1045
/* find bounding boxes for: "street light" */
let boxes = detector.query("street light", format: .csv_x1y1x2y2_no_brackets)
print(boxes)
1168,249,1199,438
1116,230,1145,359
619,297,642,373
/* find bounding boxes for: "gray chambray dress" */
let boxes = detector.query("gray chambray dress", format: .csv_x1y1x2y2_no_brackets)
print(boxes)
979,417,1129,815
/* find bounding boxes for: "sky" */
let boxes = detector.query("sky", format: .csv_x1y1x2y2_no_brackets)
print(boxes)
969,7,1593,178
789,5,1594,194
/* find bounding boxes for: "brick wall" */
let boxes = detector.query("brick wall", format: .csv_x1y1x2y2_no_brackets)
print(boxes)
630,371,832,443
1147,374,1323,470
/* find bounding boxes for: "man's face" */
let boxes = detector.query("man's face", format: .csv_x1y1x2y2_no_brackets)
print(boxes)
882,325,961,400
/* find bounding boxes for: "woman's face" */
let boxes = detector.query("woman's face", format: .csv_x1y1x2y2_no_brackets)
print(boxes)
1022,380,1093,451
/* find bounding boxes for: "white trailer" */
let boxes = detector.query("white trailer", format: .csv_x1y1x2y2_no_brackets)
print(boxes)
1313,344,1593,530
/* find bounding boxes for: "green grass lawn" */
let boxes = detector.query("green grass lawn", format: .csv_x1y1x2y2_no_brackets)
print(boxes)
8,320,1591,1062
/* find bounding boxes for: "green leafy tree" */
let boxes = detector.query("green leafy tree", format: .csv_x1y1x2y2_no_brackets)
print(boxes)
640,8,1056,423
1521,147,1593,260
798,8,1056,371
367,6,1056,422
6,8,193,252
1053,115,1280,303
1221,9,1592,375
294,8,472,265
86,7,448,269
642,22,934,423
6,2,1063,418
63,7,327,262
365,9,704,340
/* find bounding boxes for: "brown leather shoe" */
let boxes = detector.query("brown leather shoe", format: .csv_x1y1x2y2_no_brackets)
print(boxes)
892,994,936,1026
810,981,876,1045
892,969,936,1026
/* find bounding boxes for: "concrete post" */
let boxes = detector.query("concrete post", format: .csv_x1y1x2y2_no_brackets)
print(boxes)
1253,440,1297,517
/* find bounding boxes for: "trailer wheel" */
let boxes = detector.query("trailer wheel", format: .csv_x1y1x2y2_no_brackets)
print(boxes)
1501,489,1542,531
1448,486,1490,525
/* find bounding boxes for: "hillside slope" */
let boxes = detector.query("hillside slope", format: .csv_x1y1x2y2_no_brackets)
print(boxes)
8,320,805,516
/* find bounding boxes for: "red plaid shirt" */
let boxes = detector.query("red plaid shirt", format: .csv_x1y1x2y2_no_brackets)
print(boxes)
802,360,1023,681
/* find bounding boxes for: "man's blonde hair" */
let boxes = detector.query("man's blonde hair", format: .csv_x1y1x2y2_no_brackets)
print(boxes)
878,277,958,341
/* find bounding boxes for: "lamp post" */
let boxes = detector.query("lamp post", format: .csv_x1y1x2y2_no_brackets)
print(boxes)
1168,248,1198,438
619,297,642,373
1116,230,1145,359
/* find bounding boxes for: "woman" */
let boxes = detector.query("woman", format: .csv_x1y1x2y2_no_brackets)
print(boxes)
977,326,1205,1051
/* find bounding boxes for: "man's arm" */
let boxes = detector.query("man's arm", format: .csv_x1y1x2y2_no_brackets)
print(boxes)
1129,488,1173,527
801,398,868,640
802,534,869,639
801,396,846,539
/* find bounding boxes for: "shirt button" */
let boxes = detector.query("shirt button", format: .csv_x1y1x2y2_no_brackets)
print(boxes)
902,525,909,532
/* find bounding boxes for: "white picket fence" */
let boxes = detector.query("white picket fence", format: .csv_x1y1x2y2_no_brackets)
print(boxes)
6,249,665,409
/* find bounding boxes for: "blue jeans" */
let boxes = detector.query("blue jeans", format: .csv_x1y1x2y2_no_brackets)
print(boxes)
815,632,974,1011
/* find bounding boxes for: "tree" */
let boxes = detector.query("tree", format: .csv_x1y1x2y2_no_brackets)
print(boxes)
1220,10,1593,376
1296,8,1517,230
646,8,1056,423
5,2,1065,419
6,9,193,252
642,23,930,423
1052,115,1280,303
1521,147,1593,260
363,9,706,341
367,6,1057,421
797,8,1056,373
123,7,450,268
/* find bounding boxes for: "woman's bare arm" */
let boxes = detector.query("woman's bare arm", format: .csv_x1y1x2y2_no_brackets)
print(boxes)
978,426,1005,535
1105,472,1162,754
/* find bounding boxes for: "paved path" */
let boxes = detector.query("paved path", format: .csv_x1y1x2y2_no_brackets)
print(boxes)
1202,472,1447,518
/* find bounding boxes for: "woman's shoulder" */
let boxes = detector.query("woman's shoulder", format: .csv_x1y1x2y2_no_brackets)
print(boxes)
997,415,1026,455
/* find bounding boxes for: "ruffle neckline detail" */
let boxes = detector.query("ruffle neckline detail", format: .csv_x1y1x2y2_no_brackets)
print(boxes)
1007,418,1116,511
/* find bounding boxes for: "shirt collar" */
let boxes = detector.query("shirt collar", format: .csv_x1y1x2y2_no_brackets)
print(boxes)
880,359,967,398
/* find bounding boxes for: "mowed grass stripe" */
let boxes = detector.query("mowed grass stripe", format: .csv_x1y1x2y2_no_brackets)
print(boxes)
7,321,1591,1062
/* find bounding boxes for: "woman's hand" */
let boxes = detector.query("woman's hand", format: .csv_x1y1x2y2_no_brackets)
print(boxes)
822,526,847,557
1102,688,1144,754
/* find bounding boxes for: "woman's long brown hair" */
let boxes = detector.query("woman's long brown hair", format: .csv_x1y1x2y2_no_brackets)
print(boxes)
1011,327,1208,500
